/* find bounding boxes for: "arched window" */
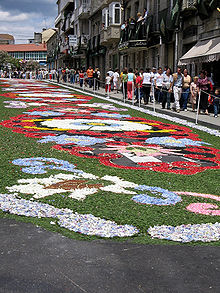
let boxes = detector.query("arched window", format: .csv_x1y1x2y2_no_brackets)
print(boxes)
114,4,121,24
109,2,121,25
102,8,109,28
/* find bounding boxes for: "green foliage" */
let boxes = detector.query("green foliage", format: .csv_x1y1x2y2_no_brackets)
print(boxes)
0,51,19,69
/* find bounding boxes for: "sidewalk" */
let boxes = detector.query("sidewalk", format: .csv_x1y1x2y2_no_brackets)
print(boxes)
52,80,220,131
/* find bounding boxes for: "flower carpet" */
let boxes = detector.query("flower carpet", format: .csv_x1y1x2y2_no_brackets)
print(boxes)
0,79,220,244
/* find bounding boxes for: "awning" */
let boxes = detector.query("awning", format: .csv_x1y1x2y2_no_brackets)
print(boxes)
179,37,220,65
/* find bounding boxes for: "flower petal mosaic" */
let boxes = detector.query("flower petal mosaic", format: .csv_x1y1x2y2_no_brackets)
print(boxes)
0,79,220,243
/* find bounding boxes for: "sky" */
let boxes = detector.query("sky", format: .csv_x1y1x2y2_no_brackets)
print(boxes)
0,0,57,43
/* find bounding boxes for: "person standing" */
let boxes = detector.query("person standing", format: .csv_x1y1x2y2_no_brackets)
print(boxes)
142,68,152,105
79,69,84,87
182,69,192,111
121,68,128,99
112,69,120,93
107,68,114,90
154,67,163,103
190,76,199,112
105,72,112,95
87,66,94,88
127,68,135,100
197,70,210,115
96,68,101,90
172,66,183,113
135,72,143,103
162,68,173,109
213,88,220,118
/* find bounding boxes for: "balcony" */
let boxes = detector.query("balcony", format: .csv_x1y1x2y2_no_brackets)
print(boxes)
100,29,108,45
65,15,73,32
70,11,75,24
100,25,120,45
60,0,74,13
55,13,62,27
78,4,90,19
106,25,120,43
182,0,197,17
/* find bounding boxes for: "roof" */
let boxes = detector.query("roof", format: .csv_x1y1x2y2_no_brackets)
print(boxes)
0,43,47,52
0,34,14,40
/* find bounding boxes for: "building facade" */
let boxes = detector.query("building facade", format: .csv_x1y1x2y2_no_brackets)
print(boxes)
179,0,220,85
54,0,220,84
0,44,47,65
0,34,15,45
47,31,59,70
55,0,91,69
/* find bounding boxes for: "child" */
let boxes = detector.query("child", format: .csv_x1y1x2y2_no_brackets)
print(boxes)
79,69,84,87
213,88,220,118
190,76,199,112
105,73,111,94
135,72,143,102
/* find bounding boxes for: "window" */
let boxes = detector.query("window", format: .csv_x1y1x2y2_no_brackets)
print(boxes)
114,4,121,24
109,2,121,25
102,7,109,28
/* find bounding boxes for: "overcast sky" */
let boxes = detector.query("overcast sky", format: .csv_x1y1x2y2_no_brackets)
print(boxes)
0,0,57,43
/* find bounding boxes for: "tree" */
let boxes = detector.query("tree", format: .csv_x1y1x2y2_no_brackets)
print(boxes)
0,50,20,69
25,60,40,71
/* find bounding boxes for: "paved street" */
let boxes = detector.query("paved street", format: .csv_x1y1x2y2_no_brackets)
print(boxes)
1,218,220,293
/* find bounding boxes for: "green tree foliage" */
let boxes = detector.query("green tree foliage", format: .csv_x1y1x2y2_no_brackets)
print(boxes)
0,51,19,69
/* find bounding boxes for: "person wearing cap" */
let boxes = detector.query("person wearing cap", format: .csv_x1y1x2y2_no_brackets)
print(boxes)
172,66,183,113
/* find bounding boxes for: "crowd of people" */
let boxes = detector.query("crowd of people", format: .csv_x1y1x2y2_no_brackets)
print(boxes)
1,65,219,118
105,66,219,118
0,69,51,80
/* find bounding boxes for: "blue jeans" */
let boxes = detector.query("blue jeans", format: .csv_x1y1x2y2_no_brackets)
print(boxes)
135,87,143,101
213,99,219,116
182,88,190,110
155,87,162,103
162,90,171,109
88,77,93,88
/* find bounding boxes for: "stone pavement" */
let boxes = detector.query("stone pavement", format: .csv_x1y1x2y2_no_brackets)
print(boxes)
0,219,219,293
54,80,220,131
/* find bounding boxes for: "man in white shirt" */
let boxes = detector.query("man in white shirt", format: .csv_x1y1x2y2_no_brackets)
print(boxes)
154,67,163,103
112,69,120,93
107,68,114,77
142,68,152,104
